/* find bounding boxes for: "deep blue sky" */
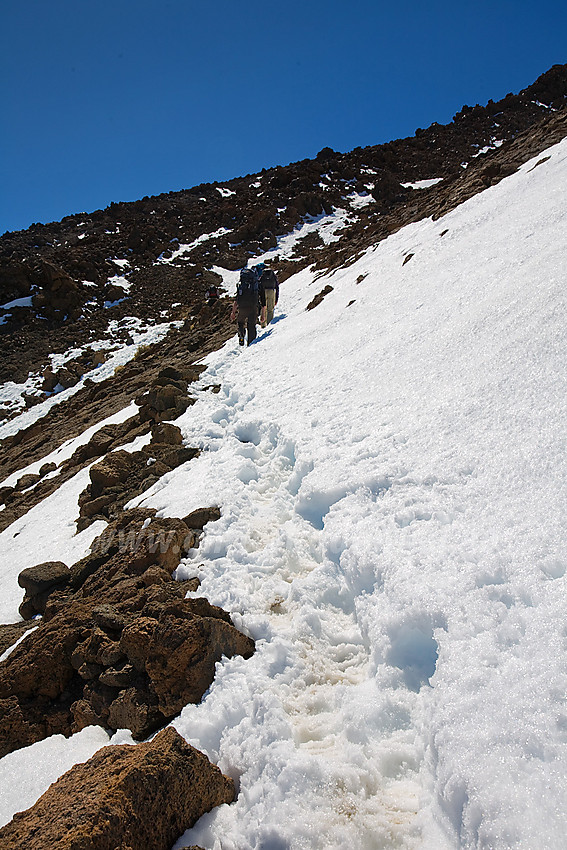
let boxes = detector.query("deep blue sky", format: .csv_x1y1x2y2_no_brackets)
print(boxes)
1,0,565,235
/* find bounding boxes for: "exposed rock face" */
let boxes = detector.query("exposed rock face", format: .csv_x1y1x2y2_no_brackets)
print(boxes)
76,420,200,530
0,621,37,656
31,261,86,322
0,726,235,850
0,509,254,758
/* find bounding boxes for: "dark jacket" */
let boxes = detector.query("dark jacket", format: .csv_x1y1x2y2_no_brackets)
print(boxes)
236,279,265,311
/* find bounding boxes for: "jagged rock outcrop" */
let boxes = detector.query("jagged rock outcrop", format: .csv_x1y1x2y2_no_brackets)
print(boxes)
0,726,235,850
0,509,254,758
77,420,200,530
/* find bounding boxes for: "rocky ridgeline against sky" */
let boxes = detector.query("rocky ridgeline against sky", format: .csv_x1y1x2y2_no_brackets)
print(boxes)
1,64,566,388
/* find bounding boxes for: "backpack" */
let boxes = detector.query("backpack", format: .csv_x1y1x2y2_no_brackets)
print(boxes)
237,268,258,300
261,268,278,289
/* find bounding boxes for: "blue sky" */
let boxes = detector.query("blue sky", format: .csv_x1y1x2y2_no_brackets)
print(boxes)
1,0,565,235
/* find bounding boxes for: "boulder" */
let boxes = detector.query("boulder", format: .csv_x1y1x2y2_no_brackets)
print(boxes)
1,512,255,754
151,421,184,445
18,561,71,619
38,461,57,477
89,450,134,493
0,486,14,505
183,505,222,529
0,727,235,850
14,473,40,491
32,261,85,321
144,613,255,716
55,366,80,389
18,561,70,596
41,367,59,392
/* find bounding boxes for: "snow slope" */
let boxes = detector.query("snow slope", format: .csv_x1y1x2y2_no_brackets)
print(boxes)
1,138,566,848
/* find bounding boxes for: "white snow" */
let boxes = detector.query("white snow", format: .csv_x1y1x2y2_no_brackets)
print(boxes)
107,273,132,292
0,465,107,624
0,401,137,489
254,209,355,266
216,187,236,197
0,137,566,849
472,139,504,157
0,296,34,310
347,191,375,208
402,178,444,189
157,228,232,263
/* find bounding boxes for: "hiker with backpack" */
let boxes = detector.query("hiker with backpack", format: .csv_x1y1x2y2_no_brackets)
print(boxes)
230,264,266,346
260,265,279,326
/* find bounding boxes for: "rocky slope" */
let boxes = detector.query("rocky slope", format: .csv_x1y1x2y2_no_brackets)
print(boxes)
1,64,566,391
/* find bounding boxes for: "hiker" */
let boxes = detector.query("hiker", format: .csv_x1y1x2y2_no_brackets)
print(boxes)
230,264,266,346
260,265,279,326
205,284,220,305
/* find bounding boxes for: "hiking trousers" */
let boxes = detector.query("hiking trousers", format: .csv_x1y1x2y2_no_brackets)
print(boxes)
263,289,276,325
237,301,258,345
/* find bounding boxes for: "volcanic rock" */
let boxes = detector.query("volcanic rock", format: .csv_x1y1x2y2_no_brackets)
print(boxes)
0,511,254,756
0,727,235,850
183,505,222,529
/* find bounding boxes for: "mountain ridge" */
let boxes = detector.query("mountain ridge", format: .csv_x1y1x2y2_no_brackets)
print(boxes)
1,64,566,389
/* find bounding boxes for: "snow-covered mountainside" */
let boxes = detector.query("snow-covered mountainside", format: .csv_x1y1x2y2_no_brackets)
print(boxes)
1,64,567,425
1,111,567,849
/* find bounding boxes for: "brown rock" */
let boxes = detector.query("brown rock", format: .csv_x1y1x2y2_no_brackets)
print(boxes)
107,685,163,738
145,614,255,716
18,561,71,619
0,727,235,850
0,485,14,505
119,617,159,671
98,661,135,688
41,367,59,392
151,421,183,445
92,603,127,632
0,620,37,656
89,450,134,492
0,511,255,755
183,505,222,529
86,423,121,454
141,565,171,586
80,493,114,518
56,366,80,389
306,285,333,311
38,461,57,477
18,561,70,595
15,472,41,490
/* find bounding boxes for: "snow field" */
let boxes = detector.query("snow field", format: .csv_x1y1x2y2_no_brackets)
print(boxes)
142,139,567,849
0,138,566,848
